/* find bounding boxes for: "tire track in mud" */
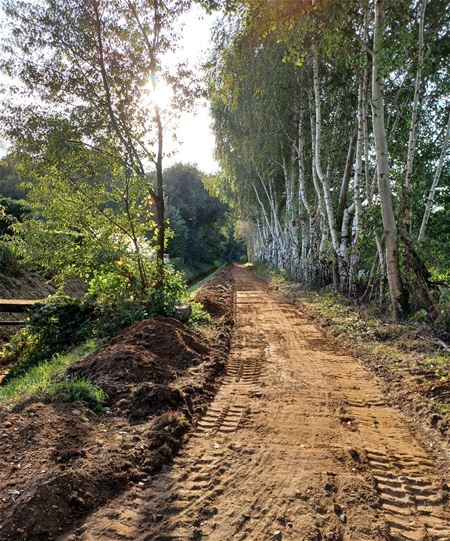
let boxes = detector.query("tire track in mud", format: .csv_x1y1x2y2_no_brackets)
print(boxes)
60,267,450,541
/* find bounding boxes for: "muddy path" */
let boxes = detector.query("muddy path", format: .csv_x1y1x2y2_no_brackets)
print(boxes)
61,266,450,541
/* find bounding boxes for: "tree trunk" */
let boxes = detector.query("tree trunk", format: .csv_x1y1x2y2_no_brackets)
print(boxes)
309,110,328,252
362,1,372,205
418,111,450,241
371,0,408,319
349,83,364,297
312,54,340,255
154,105,165,289
401,0,427,236
338,129,357,216
297,105,313,281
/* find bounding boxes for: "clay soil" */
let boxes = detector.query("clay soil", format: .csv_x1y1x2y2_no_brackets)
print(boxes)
1,265,450,540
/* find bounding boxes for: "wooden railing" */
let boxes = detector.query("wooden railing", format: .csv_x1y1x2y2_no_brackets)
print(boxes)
0,299,43,325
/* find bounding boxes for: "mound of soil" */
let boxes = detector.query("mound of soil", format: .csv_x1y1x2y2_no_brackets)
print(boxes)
71,318,211,404
0,270,234,541
195,267,235,325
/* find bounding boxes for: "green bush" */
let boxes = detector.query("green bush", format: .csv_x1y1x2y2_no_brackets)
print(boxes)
2,262,189,383
94,301,147,338
188,300,212,327
0,196,31,235
146,265,187,317
0,242,18,274
86,265,136,306
3,296,95,381
253,261,286,284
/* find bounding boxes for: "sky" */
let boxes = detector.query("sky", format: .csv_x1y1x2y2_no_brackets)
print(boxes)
0,3,219,173
165,5,219,173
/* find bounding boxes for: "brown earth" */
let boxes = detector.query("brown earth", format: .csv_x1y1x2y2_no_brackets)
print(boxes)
0,273,85,300
0,269,234,541
273,281,450,463
194,271,235,326
2,265,450,540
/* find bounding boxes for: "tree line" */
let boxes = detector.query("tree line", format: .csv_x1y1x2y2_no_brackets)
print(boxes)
208,0,449,320
0,0,243,303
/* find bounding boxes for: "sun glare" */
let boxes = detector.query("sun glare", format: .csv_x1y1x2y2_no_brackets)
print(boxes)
144,77,174,111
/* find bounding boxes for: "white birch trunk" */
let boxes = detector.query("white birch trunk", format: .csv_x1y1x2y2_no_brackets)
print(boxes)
309,110,329,252
372,0,406,318
418,111,450,241
349,83,365,296
312,53,340,254
403,0,427,234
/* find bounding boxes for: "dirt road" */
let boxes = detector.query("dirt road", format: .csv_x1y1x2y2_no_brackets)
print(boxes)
62,266,450,541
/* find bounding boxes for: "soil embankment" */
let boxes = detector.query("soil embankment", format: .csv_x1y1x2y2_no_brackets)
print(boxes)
0,273,86,350
0,268,234,540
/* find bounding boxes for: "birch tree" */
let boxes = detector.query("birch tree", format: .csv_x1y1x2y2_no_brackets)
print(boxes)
208,0,449,318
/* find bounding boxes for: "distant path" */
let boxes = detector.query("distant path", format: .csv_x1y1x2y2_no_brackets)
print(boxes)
60,266,450,541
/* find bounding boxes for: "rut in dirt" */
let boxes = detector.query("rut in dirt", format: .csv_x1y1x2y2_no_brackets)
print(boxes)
61,266,450,541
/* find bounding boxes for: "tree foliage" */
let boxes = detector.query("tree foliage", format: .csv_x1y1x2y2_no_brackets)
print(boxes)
1,0,194,287
164,163,239,265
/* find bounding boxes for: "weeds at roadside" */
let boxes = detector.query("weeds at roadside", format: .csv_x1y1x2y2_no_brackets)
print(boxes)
188,300,212,330
252,261,286,284
0,340,99,406
49,376,107,412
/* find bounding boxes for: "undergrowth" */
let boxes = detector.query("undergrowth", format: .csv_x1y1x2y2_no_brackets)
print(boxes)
187,262,227,295
176,258,225,284
188,300,212,328
251,261,286,285
2,267,212,383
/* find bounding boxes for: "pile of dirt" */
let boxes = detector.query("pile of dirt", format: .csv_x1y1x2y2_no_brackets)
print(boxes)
68,317,230,423
194,266,235,325
0,271,235,541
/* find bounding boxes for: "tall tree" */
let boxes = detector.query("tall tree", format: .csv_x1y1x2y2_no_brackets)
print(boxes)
371,0,408,318
1,0,192,286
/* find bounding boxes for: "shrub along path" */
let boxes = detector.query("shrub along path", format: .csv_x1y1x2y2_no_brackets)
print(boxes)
56,265,449,541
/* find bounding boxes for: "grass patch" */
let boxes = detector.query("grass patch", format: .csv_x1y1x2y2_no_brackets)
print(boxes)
49,377,107,412
435,403,450,417
252,261,286,285
188,262,227,295
174,259,225,286
0,339,99,406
